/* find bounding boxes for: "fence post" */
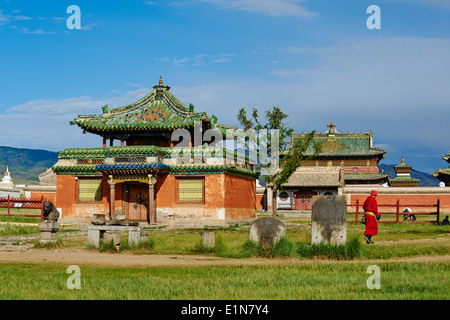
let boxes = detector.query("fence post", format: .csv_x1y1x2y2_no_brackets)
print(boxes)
436,199,440,224
396,199,400,223
7,194,10,218
40,195,44,221
355,199,359,223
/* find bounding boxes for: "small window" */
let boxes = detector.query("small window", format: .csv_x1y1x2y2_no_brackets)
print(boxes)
78,178,102,202
279,192,289,201
178,178,204,203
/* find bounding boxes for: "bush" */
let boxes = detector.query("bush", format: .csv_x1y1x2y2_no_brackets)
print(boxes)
241,238,297,258
297,235,361,260
193,233,228,256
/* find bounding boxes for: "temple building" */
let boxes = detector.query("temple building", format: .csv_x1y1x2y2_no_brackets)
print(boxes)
291,122,388,186
267,122,388,211
52,77,257,224
432,151,450,186
388,156,420,187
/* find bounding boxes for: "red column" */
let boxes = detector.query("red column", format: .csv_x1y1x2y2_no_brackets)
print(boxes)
109,176,115,220
148,175,157,224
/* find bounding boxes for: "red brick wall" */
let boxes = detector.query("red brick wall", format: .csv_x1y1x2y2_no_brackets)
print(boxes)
56,174,109,219
348,193,450,216
29,192,56,203
256,194,265,211
224,175,256,219
56,173,256,221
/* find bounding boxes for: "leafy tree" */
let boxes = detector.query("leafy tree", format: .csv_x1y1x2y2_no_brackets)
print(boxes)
237,106,321,217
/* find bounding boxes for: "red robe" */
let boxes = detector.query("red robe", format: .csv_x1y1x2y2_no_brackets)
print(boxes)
363,196,379,236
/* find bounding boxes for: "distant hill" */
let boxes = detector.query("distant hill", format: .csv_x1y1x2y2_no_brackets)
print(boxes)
0,146,58,185
378,164,440,187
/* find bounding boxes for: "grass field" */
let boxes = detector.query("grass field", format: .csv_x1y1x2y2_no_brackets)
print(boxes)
0,217,448,300
0,262,448,300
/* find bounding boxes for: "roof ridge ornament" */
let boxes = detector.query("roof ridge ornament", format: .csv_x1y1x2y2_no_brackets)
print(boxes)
327,121,336,134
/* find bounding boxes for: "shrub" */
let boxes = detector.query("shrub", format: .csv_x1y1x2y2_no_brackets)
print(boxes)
297,235,361,260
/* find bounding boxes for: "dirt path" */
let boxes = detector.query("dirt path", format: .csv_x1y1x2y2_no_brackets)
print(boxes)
0,240,449,268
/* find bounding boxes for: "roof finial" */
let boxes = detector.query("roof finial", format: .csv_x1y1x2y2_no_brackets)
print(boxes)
327,121,336,134
159,75,163,86
401,156,405,164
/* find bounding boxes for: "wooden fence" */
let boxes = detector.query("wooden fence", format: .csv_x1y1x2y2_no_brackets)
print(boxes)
348,199,440,223
0,195,45,221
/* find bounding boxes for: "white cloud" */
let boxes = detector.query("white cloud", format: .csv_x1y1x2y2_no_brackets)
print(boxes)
392,0,450,8
163,53,236,67
171,0,317,17
0,88,153,151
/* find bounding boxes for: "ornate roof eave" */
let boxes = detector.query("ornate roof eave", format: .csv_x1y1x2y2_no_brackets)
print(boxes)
443,153,450,163
95,163,170,176
70,78,220,135
432,168,450,178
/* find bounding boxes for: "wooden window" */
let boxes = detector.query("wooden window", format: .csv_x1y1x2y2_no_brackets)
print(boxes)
177,178,204,203
78,178,102,202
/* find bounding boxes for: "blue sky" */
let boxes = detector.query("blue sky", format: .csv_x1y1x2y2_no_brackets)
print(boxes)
1,0,450,175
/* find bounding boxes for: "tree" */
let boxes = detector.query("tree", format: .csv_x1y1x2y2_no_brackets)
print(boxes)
237,106,321,217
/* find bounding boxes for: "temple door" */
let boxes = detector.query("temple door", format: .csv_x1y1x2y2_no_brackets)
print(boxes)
128,184,149,221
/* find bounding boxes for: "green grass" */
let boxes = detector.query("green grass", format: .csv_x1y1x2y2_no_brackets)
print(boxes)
0,212,42,223
0,225,40,236
0,262,447,300
0,219,448,300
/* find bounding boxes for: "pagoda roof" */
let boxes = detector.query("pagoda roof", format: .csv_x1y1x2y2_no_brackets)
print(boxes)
432,168,450,179
443,152,450,163
291,123,385,158
394,156,412,169
70,77,223,135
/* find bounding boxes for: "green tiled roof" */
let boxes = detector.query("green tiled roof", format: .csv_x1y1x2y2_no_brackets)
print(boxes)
432,168,450,178
170,165,258,178
443,153,450,163
71,79,222,135
344,172,389,181
58,146,171,159
291,130,385,158
58,145,252,161
52,165,100,175
389,176,420,182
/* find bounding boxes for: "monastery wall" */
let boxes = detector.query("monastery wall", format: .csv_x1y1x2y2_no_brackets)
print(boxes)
224,175,256,219
156,174,226,222
345,186,450,216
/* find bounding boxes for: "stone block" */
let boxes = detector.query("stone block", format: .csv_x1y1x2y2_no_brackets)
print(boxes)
311,195,347,245
103,231,121,246
128,230,141,246
38,221,60,244
91,214,106,225
87,228,101,247
201,231,215,248
249,217,285,247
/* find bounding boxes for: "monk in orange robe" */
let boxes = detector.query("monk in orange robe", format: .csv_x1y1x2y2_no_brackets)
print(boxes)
363,190,380,244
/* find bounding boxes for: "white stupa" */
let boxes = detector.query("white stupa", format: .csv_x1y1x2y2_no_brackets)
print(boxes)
0,166,14,189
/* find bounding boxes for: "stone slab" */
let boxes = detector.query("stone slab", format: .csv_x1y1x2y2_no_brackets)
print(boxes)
311,195,347,245
249,217,285,247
